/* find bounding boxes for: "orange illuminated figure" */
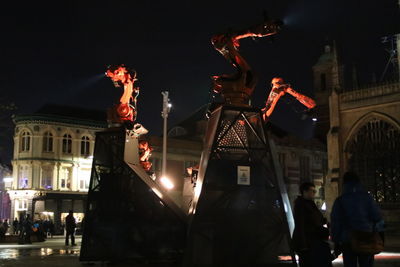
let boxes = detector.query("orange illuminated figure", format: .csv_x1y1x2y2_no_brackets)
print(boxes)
138,140,153,172
211,16,282,105
106,64,139,125
262,77,316,121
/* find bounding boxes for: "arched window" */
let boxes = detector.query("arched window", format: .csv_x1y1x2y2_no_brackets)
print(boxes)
43,132,53,152
62,134,72,154
20,131,31,152
81,136,90,156
347,118,400,203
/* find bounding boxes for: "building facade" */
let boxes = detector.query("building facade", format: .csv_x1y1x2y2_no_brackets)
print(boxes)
312,39,400,233
8,105,107,233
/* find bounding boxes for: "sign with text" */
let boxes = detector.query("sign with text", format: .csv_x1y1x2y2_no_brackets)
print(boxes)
237,166,250,185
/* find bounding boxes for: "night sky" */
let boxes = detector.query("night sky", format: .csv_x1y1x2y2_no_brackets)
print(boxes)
0,0,399,163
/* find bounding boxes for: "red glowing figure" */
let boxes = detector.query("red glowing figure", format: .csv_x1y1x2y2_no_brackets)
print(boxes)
139,140,153,172
106,64,139,124
262,77,316,121
211,16,282,105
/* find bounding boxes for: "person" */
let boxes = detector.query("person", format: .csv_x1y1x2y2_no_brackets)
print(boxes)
13,218,19,235
65,210,76,246
0,220,5,240
21,214,32,244
292,182,333,267
331,171,383,267
48,219,55,238
3,219,9,235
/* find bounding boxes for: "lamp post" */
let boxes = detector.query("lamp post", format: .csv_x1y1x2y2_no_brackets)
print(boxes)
161,91,171,179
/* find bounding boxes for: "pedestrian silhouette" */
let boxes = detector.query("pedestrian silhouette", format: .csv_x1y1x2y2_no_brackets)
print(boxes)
65,210,77,246
331,171,384,267
292,182,333,267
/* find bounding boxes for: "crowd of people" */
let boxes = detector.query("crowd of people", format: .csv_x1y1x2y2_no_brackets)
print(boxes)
0,212,76,245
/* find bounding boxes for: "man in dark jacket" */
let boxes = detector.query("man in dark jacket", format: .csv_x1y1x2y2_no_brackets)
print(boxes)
292,182,332,267
331,171,383,267
65,210,77,246
12,218,19,235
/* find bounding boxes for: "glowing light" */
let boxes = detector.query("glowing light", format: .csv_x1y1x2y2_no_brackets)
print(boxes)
321,202,327,211
168,103,172,108
3,177,13,183
160,176,174,190
312,117,318,122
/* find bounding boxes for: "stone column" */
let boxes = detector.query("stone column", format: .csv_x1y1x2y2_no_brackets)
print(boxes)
326,90,341,217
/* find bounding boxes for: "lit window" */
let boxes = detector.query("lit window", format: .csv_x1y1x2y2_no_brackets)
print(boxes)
41,166,53,189
79,169,91,190
18,166,29,189
21,131,31,152
62,134,72,154
43,132,53,152
60,167,71,189
81,136,90,156
17,199,28,210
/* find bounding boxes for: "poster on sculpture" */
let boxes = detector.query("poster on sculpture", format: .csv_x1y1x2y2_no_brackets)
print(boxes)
237,166,250,185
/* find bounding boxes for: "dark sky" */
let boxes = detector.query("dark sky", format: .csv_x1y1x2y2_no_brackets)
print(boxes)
0,0,399,163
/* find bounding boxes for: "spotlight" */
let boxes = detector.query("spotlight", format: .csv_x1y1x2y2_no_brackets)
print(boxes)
160,176,174,190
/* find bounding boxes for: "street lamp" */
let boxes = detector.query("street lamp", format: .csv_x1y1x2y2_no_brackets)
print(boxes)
161,91,171,180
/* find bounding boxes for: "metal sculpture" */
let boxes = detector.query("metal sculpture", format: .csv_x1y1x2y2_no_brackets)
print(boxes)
262,77,316,121
138,140,153,172
106,64,139,126
211,17,282,105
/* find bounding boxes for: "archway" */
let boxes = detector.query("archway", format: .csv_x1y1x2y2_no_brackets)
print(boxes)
346,118,400,203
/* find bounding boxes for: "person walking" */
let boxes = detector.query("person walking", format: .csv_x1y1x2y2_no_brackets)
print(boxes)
65,210,76,246
292,182,332,267
12,218,19,235
331,171,383,267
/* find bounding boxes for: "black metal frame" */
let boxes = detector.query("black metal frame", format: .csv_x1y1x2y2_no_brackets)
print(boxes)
185,105,296,266
80,128,186,264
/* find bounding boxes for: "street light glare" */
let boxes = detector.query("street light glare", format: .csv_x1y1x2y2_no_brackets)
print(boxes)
160,176,174,190
168,103,172,108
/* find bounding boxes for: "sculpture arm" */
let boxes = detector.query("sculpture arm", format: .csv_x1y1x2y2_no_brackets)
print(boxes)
262,89,285,120
285,87,316,109
120,82,134,105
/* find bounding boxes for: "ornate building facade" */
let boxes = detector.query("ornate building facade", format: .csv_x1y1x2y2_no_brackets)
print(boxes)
313,40,400,233
8,105,107,233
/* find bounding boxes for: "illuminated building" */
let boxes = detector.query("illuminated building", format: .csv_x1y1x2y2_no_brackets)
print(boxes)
8,104,107,233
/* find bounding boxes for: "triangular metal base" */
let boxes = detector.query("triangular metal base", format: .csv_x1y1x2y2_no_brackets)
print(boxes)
184,105,296,266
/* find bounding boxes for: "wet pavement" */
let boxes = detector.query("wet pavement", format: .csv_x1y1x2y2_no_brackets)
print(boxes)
0,236,399,266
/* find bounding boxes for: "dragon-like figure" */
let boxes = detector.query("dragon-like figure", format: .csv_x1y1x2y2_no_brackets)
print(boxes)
106,64,139,128
211,16,282,105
